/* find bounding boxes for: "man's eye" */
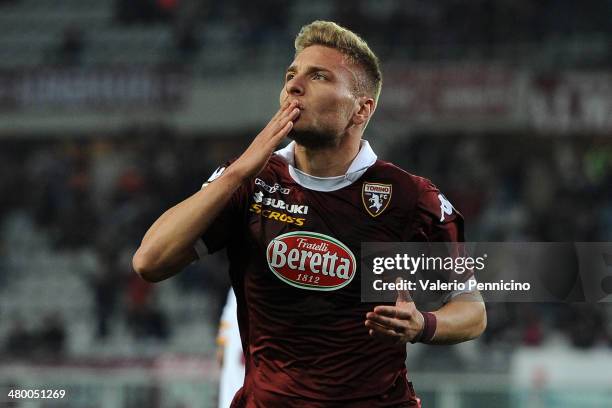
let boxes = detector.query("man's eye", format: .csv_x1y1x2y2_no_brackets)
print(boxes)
285,73,295,81
312,73,326,80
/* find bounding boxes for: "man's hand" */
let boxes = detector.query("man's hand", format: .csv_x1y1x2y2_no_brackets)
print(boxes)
365,283,425,344
230,100,301,180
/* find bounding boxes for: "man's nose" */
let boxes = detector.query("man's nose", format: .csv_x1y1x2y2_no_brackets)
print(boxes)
286,78,304,96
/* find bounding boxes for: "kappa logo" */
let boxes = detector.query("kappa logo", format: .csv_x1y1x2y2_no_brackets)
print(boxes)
254,178,290,194
438,193,454,222
362,182,392,217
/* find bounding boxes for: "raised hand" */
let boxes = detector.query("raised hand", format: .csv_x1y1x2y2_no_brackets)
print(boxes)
230,100,301,180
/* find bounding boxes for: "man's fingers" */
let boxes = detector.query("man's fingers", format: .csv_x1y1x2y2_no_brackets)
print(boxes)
283,106,301,123
365,320,400,339
270,106,300,135
232,100,300,178
269,108,299,139
272,100,298,123
270,121,293,144
271,100,294,120
365,319,398,335
366,312,404,332
373,305,414,320
395,277,413,305
265,105,288,130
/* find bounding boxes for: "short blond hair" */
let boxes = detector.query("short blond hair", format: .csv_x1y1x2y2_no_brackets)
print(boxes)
294,20,382,104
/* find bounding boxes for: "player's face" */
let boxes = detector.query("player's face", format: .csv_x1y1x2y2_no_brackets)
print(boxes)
280,45,361,149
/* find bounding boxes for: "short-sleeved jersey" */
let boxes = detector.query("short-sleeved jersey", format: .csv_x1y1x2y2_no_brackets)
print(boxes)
198,141,467,408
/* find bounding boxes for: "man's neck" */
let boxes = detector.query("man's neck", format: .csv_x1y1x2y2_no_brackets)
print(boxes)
293,135,361,178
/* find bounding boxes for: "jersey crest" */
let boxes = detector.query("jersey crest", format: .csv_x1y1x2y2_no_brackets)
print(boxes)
362,182,392,217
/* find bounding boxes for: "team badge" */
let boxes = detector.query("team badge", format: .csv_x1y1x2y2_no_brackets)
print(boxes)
362,182,392,217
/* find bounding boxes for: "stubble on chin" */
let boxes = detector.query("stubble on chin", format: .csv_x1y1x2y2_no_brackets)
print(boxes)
287,127,342,150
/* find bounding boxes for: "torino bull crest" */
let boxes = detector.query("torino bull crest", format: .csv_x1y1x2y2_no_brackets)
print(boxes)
362,182,392,217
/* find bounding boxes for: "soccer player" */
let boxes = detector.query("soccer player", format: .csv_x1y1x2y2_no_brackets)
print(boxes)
133,21,487,407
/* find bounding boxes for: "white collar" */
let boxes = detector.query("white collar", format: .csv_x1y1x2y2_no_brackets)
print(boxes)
274,140,377,192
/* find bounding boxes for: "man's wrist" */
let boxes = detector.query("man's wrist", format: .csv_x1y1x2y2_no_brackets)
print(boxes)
224,165,251,185
221,163,248,184
411,312,437,344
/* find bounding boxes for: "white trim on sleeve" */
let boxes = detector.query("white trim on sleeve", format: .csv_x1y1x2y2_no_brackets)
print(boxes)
442,276,478,303
194,238,209,259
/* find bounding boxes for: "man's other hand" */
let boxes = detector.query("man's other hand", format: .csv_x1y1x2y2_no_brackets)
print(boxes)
365,280,425,344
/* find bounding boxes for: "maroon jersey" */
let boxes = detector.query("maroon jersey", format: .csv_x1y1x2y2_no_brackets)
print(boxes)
198,141,465,407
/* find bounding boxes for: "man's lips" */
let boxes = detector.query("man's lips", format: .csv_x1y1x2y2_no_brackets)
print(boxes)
285,100,305,111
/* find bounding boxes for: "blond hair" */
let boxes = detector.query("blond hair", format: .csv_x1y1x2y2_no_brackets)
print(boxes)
294,20,382,104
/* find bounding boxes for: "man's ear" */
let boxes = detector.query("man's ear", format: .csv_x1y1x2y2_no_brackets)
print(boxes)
352,97,376,126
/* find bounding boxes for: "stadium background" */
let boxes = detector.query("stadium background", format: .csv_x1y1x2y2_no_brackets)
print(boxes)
0,0,611,407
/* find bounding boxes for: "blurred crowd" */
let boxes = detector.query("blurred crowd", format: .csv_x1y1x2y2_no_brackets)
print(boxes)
0,126,241,358
390,134,612,242
18,0,608,66
1,128,611,361
334,0,611,61
116,0,612,62
392,133,612,351
4,313,66,360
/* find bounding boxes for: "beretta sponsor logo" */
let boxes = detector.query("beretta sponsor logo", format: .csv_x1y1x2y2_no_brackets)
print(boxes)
266,231,356,291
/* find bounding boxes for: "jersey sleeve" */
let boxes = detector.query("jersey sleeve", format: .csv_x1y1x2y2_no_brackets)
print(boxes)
194,161,249,257
407,180,464,242
405,179,476,304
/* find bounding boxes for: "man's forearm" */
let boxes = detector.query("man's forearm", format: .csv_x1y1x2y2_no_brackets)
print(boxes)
429,291,487,345
133,168,245,281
